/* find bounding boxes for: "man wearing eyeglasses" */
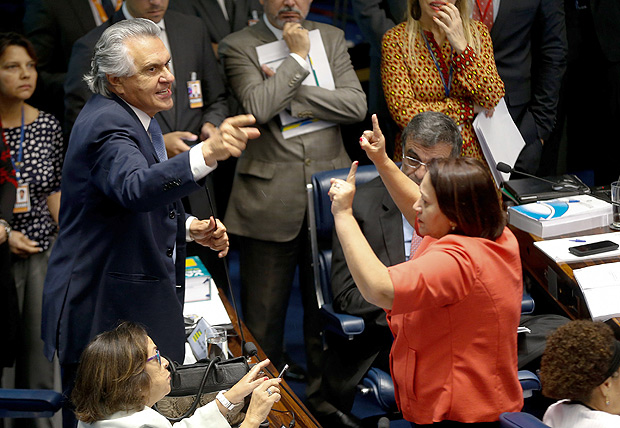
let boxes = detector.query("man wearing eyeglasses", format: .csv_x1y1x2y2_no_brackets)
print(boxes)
315,112,462,427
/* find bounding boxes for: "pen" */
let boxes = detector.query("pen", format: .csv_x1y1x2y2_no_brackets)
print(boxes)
570,239,586,242
277,364,289,379
307,55,320,87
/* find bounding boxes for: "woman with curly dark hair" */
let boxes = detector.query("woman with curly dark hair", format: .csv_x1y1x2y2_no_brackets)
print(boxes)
540,320,620,427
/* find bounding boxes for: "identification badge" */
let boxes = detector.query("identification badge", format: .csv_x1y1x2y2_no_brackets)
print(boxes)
14,182,31,214
187,79,203,109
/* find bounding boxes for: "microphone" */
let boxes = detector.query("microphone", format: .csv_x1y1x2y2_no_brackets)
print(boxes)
377,417,390,428
496,162,580,191
243,342,259,361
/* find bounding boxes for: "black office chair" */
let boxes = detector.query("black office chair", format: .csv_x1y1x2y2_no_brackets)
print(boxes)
0,389,63,418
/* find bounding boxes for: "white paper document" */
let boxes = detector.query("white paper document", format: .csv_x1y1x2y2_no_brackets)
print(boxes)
533,232,620,263
256,29,336,139
573,262,620,321
473,98,526,188
184,286,231,327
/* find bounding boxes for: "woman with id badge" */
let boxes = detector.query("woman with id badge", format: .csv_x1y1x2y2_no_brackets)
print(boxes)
0,32,62,400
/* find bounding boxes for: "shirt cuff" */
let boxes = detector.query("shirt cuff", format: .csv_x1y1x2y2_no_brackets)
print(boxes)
189,142,217,181
290,53,310,72
186,216,197,242
452,45,475,74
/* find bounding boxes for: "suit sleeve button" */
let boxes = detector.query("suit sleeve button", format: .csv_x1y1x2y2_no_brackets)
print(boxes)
169,210,176,219
166,248,174,257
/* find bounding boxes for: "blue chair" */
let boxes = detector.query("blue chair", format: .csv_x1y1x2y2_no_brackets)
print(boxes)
0,389,63,418
518,370,541,398
499,412,551,428
306,164,380,339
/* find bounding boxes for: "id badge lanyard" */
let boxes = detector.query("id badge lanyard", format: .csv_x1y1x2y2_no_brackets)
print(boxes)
421,32,453,98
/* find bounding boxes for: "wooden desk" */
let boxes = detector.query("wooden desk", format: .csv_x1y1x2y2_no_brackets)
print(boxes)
511,225,620,332
218,292,321,428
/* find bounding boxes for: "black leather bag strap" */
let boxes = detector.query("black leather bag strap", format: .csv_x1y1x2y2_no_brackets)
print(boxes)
158,357,220,422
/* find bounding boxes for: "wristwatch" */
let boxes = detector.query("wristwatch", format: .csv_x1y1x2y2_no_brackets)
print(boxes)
0,219,11,239
216,391,235,411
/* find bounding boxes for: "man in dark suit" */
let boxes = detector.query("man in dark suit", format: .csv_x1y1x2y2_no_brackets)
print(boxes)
41,19,257,428
318,112,462,427
22,0,119,122
64,0,232,287
483,0,567,175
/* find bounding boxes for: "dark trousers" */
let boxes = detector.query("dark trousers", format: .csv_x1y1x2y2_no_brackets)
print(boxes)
238,222,322,395
60,363,79,428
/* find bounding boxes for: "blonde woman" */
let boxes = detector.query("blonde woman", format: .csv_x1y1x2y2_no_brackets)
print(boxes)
381,0,504,162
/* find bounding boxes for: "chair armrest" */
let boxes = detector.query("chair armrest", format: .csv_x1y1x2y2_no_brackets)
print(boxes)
320,304,365,338
362,367,397,412
0,389,63,418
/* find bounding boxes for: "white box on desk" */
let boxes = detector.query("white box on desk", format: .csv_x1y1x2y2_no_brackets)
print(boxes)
508,195,612,238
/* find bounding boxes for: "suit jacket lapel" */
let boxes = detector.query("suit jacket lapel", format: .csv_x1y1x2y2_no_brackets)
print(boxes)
111,94,159,165
490,0,513,37
379,192,406,265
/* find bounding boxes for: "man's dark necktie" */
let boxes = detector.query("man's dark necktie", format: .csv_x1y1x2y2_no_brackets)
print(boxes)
101,0,116,20
148,118,168,162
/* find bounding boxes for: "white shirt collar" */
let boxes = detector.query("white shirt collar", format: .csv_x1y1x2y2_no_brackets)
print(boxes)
262,14,283,40
117,96,152,132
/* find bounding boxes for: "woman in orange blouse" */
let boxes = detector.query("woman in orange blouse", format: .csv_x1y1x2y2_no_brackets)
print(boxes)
328,117,523,426
381,0,504,161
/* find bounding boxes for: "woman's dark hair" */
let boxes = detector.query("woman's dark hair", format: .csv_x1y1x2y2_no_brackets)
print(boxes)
0,32,37,63
72,322,152,423
541,320,618,401
426,157,505,240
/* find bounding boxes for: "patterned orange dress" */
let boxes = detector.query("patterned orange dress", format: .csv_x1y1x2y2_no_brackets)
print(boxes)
381,21,504,161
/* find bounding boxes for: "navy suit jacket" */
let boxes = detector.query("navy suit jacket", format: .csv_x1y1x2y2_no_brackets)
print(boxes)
42,94,205,365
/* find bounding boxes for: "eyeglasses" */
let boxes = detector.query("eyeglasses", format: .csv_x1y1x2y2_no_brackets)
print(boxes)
147,349,161,365
403,156,428,171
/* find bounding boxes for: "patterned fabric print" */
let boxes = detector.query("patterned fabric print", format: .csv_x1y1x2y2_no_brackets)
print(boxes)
5,111,63,251
381,21,504,163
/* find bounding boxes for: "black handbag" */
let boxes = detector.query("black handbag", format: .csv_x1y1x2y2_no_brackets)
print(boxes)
155,356,250,425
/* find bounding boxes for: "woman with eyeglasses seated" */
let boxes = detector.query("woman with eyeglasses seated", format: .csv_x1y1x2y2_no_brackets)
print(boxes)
71,322,281,428
327,117,523,426
540,320,620,428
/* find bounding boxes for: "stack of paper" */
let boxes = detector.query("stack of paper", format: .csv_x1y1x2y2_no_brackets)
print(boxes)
473,98,525,188
573,262,620,321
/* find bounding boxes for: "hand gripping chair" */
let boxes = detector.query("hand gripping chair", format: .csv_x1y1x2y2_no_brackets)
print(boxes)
0,389,63,418
499,412,551,428
306,164,380,340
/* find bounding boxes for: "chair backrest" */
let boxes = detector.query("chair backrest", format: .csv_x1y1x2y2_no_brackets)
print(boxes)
307,164,380,307
499,412,551,428
0,389,63,418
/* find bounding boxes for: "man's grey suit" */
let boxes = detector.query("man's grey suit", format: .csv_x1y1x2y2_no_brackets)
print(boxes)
218,17,366,386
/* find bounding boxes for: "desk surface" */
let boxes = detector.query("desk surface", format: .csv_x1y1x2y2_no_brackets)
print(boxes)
511,225,620,333
218,292,321,428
